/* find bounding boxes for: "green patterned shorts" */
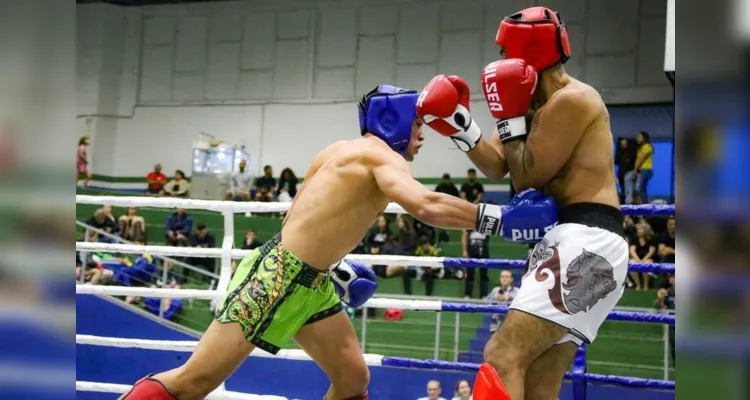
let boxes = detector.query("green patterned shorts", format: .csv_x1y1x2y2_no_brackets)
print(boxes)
214,235,342,354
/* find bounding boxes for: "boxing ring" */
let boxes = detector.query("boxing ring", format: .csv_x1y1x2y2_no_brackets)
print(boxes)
75,195,675,399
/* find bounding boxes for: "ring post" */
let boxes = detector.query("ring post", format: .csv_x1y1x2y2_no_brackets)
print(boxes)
572,344,587,400
361,306,368,353
434,311,442,360
453,312,460,362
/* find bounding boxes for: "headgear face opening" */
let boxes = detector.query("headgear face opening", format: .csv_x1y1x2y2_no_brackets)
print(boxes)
358,85,419,157
495,7,572,72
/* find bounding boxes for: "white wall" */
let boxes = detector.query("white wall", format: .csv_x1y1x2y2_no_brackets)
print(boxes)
76,0,672,178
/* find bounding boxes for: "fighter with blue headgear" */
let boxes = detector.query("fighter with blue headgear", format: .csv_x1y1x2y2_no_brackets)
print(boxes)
120,82,557,400
358,84,422,159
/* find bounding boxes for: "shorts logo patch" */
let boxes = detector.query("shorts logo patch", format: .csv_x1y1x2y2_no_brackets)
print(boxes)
562,250,617,314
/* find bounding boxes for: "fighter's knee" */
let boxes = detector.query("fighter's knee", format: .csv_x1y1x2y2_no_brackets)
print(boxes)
331,363,370,395
483,341,524,377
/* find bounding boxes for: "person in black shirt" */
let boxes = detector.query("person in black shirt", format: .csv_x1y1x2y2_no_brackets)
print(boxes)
629,222,656,291
189,223,216,281
435,173,460,197
254,165,276,202
615,138,637,204
276,168,298,199
87,208,119,243
366,216,392,277
462,229,490,298
241,229,264,250
460,168,484,204
658,217,676,263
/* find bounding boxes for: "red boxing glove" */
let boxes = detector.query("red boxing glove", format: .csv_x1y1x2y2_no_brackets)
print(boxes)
417,74,482,152
481,59,538,143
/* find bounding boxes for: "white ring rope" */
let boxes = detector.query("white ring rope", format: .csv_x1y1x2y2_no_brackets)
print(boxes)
75,381,287,399
75,285,443,311
76,242,444,267
77,194,407,214
77,334,385,366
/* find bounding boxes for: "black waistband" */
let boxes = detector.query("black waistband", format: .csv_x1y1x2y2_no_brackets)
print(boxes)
558,203,625,239
262,234,329,289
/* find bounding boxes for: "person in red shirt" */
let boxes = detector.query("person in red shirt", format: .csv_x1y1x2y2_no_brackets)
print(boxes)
146,164,167,194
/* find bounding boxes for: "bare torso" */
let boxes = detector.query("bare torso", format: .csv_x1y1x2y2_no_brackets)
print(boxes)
540,79,620,208
280,137,392,269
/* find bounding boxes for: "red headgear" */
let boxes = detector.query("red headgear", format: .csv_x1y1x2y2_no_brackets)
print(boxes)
495,7,571,71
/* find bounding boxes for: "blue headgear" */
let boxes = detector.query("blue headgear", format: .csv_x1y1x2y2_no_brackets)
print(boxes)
358,85,419,156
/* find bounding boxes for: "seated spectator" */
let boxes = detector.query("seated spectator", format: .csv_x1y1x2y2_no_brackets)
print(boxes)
165,208,192,247
461,168,484,204
623,215,637,243
277,167,298,201
146,163,168,195
658,217,676,263
414,236,441,296
162,170,190,197
487,270,519,332
462,229,490,299
365,215,391,254
189,223,216,279
226,159,252,201
118,207,146,242
452,380,471,400
241,229,264,250
144,264,184,319
414,218,436,245
434,173,459,197
254,165,276,202
418,380,447,400
87,207,119,243
383,214,417,295
629,222,656,291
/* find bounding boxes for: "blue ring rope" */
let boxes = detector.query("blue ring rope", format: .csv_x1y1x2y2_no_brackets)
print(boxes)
380,356,675,390
620,204,674,216
439,303,674,325
442,258,674,274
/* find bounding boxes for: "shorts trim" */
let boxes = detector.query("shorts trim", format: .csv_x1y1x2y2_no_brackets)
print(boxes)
252,337,281,355
304,302,344,326
508,307,591,344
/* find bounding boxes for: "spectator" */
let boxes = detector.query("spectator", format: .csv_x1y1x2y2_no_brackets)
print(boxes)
118,207,146,242
460,168,484,204
414,236,441,296
277,167,298,201
146,163,168,195
87,207,119,243
165,208,192,247
241,229,264,250
189,223,217,279
395,214,417,255
418,380,447,400
435,173,460,197
623,215,638,243
658,217,676,263
633,131,654,203
226,159,253,201
76,136,91,188
487,270,519,332
615,138,636,203
629,222,656,291
655,273,675,365
462,229,490,298
366,216,391,253
254,165,276,202
162,170,190,198
452,380,471,400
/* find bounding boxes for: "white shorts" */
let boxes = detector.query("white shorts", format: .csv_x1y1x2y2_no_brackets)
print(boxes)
509,222,628,345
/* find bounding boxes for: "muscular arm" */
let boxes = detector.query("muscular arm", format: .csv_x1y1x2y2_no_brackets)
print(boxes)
503,90,594,191
372,152,478,230
466,133,509,180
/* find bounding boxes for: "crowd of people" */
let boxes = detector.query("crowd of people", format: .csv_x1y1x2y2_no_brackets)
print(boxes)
417,379,472,400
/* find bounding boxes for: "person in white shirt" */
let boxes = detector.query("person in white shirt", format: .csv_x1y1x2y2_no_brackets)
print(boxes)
486,270,520,332
451,379,472,400
225,159,253,201
417,380,447,400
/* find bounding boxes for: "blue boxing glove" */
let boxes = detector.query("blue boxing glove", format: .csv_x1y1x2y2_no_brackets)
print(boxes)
330,259,378,308
475,189,558,243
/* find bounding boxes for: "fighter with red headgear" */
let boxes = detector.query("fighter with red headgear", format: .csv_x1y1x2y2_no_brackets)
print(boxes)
417,7,628,400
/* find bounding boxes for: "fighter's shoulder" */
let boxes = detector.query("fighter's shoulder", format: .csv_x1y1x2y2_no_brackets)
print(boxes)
545,84,601,120
363,140,407,168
